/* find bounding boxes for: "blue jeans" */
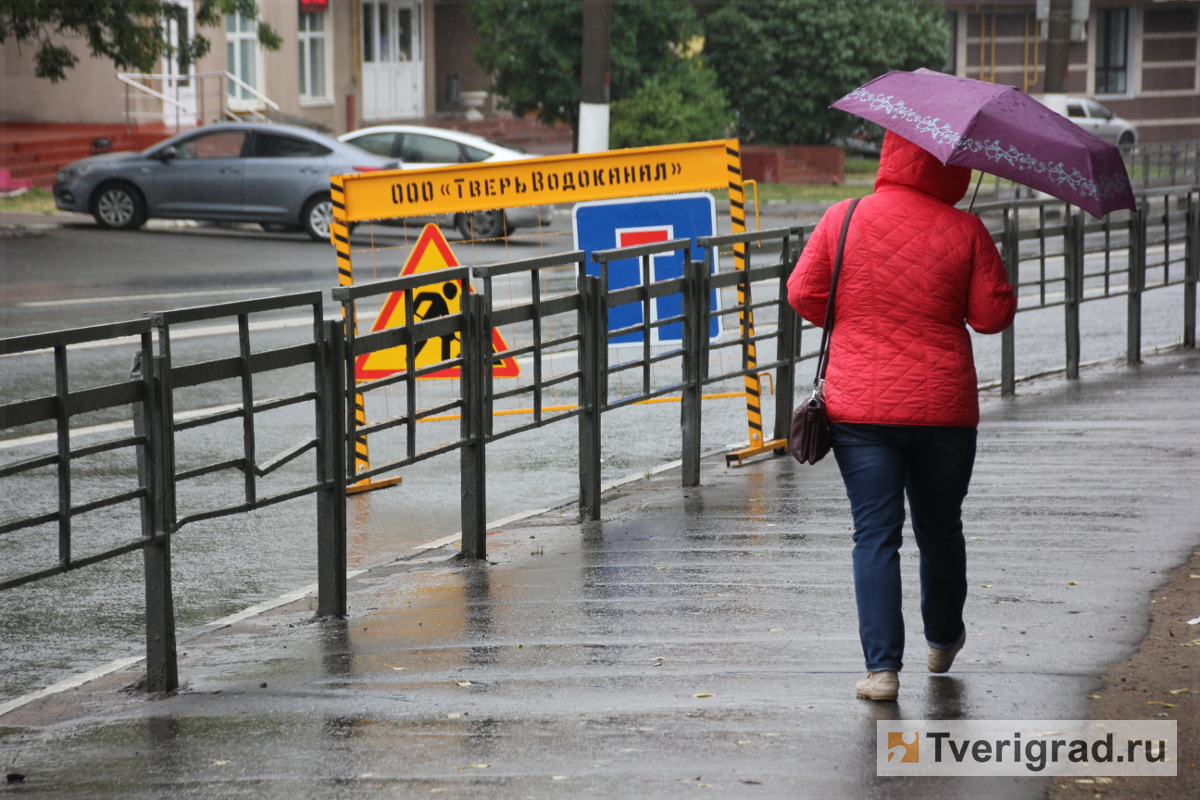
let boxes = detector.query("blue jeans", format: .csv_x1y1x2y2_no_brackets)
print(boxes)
831,423,976,673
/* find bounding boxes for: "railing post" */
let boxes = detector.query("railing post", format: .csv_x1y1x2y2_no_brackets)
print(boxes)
578,274,603,520
1127,204,1147,365
1001,209,1019,395
460,289,487,558
317,320,348,618
1184,191,1198,349
773,230,801,441
1064,210,1084,379
131,351,178,693
680,251,702,487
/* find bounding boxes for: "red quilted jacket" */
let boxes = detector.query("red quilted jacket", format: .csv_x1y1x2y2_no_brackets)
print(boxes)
788,131,1016,427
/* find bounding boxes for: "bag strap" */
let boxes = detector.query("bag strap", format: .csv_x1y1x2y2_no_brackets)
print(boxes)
813,197,860,387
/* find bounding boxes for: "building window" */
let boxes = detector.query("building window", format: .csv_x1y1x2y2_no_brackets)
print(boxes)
1095,7,1129,95
363,2,416,64
165,2,192,87
226,11,259,101
299,9,328,101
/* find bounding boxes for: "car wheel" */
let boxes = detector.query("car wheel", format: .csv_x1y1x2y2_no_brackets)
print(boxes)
91,182,146,230
1118,132,1135,147
301,195,334,242
456,209,507,241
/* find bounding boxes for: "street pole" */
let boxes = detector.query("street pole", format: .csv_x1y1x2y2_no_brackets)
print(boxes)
1042,0,1072,93
579,0,612,153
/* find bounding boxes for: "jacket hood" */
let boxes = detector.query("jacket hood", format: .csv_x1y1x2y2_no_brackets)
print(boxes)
874,130,971,206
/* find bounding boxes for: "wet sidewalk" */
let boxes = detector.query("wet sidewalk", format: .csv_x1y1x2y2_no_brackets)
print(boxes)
2,350,1198,799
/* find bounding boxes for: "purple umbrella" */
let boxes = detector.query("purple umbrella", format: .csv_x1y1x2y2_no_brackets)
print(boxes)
832,68,1136,218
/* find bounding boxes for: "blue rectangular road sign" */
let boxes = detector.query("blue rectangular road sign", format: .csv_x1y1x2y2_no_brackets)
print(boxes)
573,193,721,345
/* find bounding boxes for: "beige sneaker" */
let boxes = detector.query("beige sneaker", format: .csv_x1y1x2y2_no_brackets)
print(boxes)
855,670,899,701
927,630,967,674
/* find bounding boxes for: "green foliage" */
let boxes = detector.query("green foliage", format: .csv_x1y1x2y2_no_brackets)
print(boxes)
610,59,731,148
703,0,951,145
0,0,281,82
470,0,699,136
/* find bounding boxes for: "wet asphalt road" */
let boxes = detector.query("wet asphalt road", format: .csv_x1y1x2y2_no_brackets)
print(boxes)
0,209,1192,704
1,349,1197,799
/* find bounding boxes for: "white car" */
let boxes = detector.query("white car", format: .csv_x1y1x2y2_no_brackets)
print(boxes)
1035,94,1138,146
338,125,554,240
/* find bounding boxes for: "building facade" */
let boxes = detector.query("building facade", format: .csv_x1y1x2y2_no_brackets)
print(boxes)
944,0,1199,141
0,0,489,134
2,1,1197,143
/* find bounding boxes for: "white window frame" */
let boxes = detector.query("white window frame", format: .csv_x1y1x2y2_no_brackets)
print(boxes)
226,11,263,109
299,8,333,106
1093,5,1133,99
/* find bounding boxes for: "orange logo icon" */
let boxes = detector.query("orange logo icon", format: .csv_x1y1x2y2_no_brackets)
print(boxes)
887,732,920,763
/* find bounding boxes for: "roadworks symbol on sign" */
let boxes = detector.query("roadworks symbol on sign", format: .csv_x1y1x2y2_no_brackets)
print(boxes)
355,224,520,381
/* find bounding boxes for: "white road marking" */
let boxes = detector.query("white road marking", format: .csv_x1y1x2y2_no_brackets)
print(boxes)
0,404,242,450
2,316,330,359
18,288,284,308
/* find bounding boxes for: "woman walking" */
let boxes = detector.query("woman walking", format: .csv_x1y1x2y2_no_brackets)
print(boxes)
788,131,1016,701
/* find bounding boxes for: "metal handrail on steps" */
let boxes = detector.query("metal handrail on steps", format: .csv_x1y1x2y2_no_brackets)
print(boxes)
117,71,281,132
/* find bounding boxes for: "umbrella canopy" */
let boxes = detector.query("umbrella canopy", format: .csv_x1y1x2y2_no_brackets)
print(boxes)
832,68,1136,218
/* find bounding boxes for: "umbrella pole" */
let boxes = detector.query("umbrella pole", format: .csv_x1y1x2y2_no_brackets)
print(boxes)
967,171,984,213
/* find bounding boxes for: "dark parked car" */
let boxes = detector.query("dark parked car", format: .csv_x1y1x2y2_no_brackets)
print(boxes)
53,122,400,241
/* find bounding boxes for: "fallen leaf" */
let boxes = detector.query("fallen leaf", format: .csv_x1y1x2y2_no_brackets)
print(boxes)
981,584,993,588
1147,701,1176,708
1086,695,1102,700
1168,688,1190,694
214,760,231,766
431,789,447,794
454,680,472,687
694,692,713,698
652,566,666,570
1067,581,1078,585
447,713,461,719
1182,640,1200,647
737,740,755,745
1075,779,1095,785
551,775,570,780
1156,712,1171,717
1095,778,1114,785
459,764,491,770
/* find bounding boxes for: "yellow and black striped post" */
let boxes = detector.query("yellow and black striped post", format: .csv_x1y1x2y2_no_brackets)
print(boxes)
330,175,402,495
724,140,783,467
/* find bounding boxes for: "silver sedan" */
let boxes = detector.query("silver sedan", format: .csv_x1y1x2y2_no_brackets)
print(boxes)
340,124,554,240
53,122,400,241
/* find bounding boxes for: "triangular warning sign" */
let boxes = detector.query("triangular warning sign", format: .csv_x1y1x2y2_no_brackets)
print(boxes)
355,224,520,381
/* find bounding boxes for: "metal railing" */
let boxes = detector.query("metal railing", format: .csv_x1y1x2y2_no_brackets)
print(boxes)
0,293,345,691
1,191,1195,696
1123,140,1200,190
118,71,282,131
976,187,1197,392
